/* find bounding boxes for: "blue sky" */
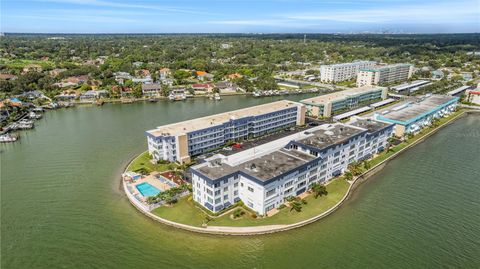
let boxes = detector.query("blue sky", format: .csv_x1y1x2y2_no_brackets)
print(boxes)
2,0,479,33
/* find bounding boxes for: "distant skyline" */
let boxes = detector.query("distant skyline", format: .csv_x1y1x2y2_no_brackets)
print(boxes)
2,0,480,33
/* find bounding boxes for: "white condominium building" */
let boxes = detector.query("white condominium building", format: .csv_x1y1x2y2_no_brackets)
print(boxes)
357,63,414,87
374,94,458,137
145,100,306,164
300,86,388,118
190,118,393,215
320,61,376,83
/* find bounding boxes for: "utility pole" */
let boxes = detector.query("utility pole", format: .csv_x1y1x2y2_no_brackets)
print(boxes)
303,34,306,44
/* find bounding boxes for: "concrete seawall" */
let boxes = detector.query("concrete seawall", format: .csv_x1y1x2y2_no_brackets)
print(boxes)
122,111,469,236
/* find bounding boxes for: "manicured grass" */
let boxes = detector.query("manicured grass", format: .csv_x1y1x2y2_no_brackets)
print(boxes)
151,178,350,227
127,151,177,173
152,196,208,227
212,178,349,227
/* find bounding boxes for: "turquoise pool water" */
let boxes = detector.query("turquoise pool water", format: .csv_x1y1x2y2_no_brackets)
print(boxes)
135,182,161,197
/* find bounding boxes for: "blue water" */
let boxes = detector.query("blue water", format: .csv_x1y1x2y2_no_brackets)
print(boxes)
136,182,161,197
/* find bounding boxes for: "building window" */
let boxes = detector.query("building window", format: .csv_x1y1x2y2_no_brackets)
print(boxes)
234,182,238,187
266,189,275,197
248,186,254,192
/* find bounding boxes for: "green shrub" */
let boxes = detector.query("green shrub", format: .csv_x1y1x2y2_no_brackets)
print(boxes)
233,208,245,218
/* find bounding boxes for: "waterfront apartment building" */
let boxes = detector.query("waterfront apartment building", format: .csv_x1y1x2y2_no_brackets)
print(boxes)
190,118,393,215
374,94,458,137
300,87,388,118
357,64,414,87
145,101,306,163
320,61,376,83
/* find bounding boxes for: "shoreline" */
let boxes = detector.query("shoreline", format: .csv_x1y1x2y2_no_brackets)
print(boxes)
72,91,320,105
121,110,470,236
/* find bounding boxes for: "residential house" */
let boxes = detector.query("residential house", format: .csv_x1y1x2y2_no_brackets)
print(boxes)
196,71,213,81
17,90,49,101
225,73,242,80
136,69,150,77
431,70,444,80
80,90,108,100
460,72,473,81
54,75,89,88
192,83,214,93
159,68,171,79
111,85,133,97
142,83,163,96
215,81,237,93
114,72,133,85
56,90,80,100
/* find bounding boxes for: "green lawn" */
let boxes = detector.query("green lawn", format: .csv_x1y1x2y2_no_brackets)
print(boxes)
212,178,349,227
127,151,177,173
152,196,208,227
151,178,350,227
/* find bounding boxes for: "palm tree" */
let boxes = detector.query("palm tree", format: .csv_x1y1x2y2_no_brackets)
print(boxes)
348,161,363,176
311,183,328,198
363,161,371,170
290,200,303,212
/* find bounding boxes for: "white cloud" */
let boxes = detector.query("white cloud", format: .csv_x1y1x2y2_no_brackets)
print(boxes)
285,0,479,24
33,0,215,15
11,14,139,24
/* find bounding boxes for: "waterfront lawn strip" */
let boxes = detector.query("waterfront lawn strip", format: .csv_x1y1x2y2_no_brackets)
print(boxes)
152,196,207,227
127,151,177,173
151,178,349,227
212,178,349,227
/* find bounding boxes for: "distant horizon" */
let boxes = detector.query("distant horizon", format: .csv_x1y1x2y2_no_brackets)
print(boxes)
2,32,479,35
2,0,479,34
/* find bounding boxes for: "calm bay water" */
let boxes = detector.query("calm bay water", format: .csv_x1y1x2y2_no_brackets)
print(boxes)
1,95,479,269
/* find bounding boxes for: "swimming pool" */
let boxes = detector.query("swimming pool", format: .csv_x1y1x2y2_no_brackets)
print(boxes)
135,182,161,197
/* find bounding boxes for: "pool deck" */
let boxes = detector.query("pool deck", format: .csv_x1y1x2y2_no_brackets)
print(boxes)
128,172,174,200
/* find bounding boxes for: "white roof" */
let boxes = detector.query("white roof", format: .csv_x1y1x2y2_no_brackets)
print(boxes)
333,106,371,121
369,98,396,108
